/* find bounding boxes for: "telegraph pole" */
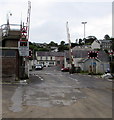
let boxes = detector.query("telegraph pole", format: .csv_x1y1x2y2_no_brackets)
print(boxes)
82,22,87,43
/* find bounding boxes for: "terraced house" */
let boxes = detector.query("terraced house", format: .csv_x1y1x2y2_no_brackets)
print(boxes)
36,51,64,68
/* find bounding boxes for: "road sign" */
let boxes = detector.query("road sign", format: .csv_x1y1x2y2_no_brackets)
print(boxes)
18,41,29,56
88,51,98,59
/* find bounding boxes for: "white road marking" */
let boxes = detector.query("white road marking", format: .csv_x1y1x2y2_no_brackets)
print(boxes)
69,77,78,82
35,75,44,81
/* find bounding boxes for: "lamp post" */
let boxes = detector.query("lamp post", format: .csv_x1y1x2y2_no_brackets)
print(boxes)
82,22,87,43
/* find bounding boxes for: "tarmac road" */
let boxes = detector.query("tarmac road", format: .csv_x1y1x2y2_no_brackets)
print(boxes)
2,66,113,118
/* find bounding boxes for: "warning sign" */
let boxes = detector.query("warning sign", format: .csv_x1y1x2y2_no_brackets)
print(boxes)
18,41,29,56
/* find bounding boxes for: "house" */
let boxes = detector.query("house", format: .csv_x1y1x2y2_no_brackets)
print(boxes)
64,48,110,74
91,40,101,50
78,51,110,73
36,51,64,68
100,40,112,50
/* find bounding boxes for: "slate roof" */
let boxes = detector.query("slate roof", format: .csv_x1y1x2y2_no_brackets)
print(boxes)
36,51,64,57
65,49,109,62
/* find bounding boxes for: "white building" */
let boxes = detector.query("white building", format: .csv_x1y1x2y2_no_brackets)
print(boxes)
91,40,101,50
36,51,64,67
64,49,110,74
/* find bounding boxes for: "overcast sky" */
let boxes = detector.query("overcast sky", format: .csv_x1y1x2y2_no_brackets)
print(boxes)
0,0,113,44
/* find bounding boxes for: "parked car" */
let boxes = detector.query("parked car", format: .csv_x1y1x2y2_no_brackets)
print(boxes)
61,67,69,72
35,64,43,70
102,73,113,79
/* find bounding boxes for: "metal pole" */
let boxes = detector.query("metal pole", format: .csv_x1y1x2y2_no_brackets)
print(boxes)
66,22,72,70
84,23,85,39
66,21,75,74
82,22,87,43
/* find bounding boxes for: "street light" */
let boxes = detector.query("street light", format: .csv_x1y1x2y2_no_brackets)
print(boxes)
82,21,87,43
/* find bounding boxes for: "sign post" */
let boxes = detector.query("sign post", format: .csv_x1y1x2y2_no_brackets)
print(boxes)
18,41,29,56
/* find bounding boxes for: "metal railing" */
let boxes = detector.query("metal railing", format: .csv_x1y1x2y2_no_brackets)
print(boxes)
0,24,21,37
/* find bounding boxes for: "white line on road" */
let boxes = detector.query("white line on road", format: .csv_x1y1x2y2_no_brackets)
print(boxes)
35,75,44,81
39,76,44,81
69,77,79,82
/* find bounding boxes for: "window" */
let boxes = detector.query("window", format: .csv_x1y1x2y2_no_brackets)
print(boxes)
49,62,54,65
2,50,16,57
57,61,60,64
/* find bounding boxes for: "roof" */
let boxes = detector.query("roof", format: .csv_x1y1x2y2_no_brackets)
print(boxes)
64,49,91,58
93,40,101,44
97,50,109,62
65,50,109,62
100,40,112,43
36,51,64,57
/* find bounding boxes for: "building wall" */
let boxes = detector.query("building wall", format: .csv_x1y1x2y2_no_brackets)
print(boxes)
55,56,64,68
2,49,20,81
5,40,18,47
101,41,111,50
82,59,110,73
91,41,100,50
37,61,56,67
2,57,16,75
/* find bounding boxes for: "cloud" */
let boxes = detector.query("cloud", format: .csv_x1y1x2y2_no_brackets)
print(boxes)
0,0,112,43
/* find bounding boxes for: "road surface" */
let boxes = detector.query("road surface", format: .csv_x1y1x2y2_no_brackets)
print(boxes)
2,66,112,118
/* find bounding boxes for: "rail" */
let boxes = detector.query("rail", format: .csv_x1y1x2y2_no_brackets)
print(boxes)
0,24,21,37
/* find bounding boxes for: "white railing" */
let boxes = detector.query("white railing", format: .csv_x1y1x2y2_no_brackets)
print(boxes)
0,24,21,37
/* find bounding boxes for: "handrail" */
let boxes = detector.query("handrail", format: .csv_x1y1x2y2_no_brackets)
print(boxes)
0,24,21,37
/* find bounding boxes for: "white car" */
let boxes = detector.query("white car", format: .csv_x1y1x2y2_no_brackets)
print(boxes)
35,65,43,70
102,73,113,79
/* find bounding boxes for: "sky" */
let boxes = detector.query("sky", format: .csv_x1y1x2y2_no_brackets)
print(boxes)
0,0,113,44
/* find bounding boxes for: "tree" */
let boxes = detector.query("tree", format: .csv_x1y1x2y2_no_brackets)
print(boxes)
60,41,65,46
79,38,83,45
38,48,49,51
85,36,97,45
104,34,110,40
58,41,69,52
48,41,58,47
